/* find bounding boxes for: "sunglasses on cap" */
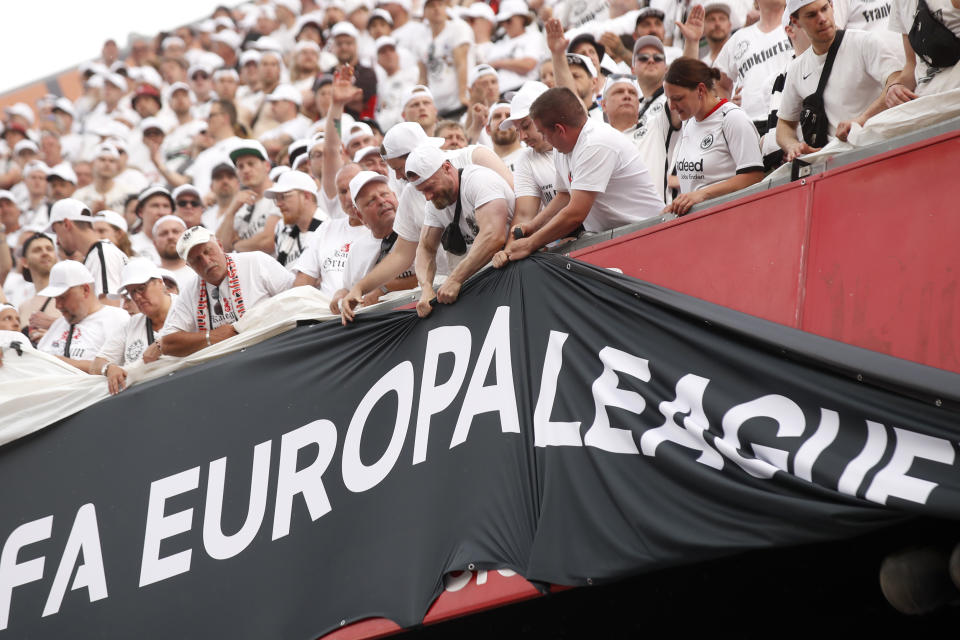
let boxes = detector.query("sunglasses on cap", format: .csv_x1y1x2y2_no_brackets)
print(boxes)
635,53,665,63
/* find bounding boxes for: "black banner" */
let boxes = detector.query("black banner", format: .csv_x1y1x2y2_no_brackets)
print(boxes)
1,254,959,638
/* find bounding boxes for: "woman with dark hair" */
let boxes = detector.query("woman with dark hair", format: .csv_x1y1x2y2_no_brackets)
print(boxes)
663,57,764,216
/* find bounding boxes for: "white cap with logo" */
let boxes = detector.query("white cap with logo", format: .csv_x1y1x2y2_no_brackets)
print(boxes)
45,198,93,232
265,171,319,199
176,226,216,261
499,80,549,130
119,258,164,296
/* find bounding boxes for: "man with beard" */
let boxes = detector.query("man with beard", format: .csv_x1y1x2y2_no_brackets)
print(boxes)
266,171,326,268
202,159,240,232
702,3,734,65
485,103,524,171
16,233,61,341
47,198,128,303
151,215,194,288
406,144,515,318
159,226,294,357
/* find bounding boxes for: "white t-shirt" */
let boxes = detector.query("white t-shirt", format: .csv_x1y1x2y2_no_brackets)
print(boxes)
624,92,676,201
422,18,475,113
498,146,526,173
129,232,162,265
96,294,178,365
554,119,665,231
673,101,763,194
186,136,241,196
714,24,795,122
341,232,414,291
37,305,130,360
234,196,282,241
161,251,295,334
291,216,371,298
514,147,557,206
778,29,903,139
484,31,545,92
273,210,327,268
376,65,422,132
73,180,137,215
835,0,892,30
889,0,960,95
84,239,129,299
423,164,515,241
560,0,610,29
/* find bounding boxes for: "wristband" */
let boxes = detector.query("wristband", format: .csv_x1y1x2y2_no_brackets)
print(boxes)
100,362,110,376
380,285,389,295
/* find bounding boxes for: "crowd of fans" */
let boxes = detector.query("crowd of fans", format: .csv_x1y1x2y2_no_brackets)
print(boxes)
1,0,958,389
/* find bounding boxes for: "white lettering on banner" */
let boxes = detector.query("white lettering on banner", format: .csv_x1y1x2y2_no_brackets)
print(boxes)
139,467,200,587
42,504,107,618
272,420,338,540
716,395,807,479
534,331,583,448
343,361,415,493
793,409,840,481
203,441,272,560
0,516,52,630
837,420,888,497
450,306,521,450
584,347,649,454
640,374,723,469
864,428,956,505
414,326,472,464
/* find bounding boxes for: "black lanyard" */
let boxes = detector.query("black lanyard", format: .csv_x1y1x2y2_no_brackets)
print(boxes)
377,232,398,265
63,324,76,357
145,318,155,345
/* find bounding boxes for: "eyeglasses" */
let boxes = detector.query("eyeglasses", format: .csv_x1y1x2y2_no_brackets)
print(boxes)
635,54,666,63
176,199,201,208
210,287,223,316
608,73,638,81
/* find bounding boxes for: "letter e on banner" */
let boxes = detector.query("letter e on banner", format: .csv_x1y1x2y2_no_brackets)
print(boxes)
139,467,200,588
864,428,955,506
584,347,649,454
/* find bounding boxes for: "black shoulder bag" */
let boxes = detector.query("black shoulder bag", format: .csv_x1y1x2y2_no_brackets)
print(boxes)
439,169,467,256
800,29,845,148
909,0,960,68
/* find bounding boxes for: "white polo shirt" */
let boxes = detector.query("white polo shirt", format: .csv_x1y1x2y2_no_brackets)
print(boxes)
96,294,178,366
554,118,665,231
778,29,903,139
37,305,130,360
673,101,763,194
291,217,371,298
161,251,294,334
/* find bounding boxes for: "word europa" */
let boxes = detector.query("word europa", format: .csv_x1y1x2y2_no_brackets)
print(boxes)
1,306,955,630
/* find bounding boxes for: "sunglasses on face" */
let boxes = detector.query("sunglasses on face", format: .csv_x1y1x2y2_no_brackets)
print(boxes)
635,54,665,63
176,199,201,208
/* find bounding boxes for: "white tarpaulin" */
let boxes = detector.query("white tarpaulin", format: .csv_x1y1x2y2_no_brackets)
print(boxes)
0,285,417,447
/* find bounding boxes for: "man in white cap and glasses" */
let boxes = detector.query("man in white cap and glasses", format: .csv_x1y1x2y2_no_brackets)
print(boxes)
266,171,326,267
159,226,294,357
332,170,416,314
498,80,558,234
486,0,544,92
92,258,178,394
216,139,282,254
406,144,515,318
776,0,903,157
494,86,664,267
47,198,129,304
35,260,129,370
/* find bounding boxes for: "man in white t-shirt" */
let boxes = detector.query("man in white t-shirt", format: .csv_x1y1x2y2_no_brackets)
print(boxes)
72,143,137,214
266,171,327,268
420,0,474,117
485,103,525,171
46,198,128,303
495,87,665,266
833,0,892,31
92,259,177,394
776,0,903,159
486,0,544,92
159,226,294,357
714,0,794,134
215,139,282,254
36,260,129,371
375,36,422,131
499,80,558,230
406,145,515,318
886,0,960,105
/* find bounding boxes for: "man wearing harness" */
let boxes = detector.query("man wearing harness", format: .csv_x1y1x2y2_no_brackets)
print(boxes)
92,259,177,394
405,144,515,318
46,198,128,305
159,226,294,357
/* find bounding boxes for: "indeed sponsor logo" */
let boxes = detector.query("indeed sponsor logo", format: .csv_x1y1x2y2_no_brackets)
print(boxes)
676,159,704,172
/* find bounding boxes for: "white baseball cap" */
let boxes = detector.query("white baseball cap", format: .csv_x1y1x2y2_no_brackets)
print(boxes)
497,0,531,22
172,184,201,201
343,122,374,148
381,122,444,159
499,80,549,130
229,139,269,164
486,102,512,126
266,84,303,106
378,0,411,12
786,0,819,16
176,225,216,260
22,160,49,177
137,184,173,207
349,170,389,205
14,140,39,155
330,21,360,39
46,198,94,231
152,214,187,236
352,146,381,162
468,64,498,88
403,144,447,186
632,35,665,58
94,209,128,233
294,40,321,55
602,74,641,98
265,170,318,199
253,36,285,55
240,50,262,66
292,154,309,170
104,72,128,91
466,2,496,22
140,117,166,133
39,261,95,297
275,0,303,14
400,84,435,111
566,53,597,78
119,258,164,295
46,162,78,184
0,190,15,203
52,98,76,119
212,29,243,51
162,35,186,50
5,102,35,125
94,142,120,159
375,35,398,51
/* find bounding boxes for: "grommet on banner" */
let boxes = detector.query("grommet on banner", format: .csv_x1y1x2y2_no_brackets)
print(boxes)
565,263,571,270
586,578,593,585
856,373,863,381
936,399,942,407
340,620,346,626
467,563,475,570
